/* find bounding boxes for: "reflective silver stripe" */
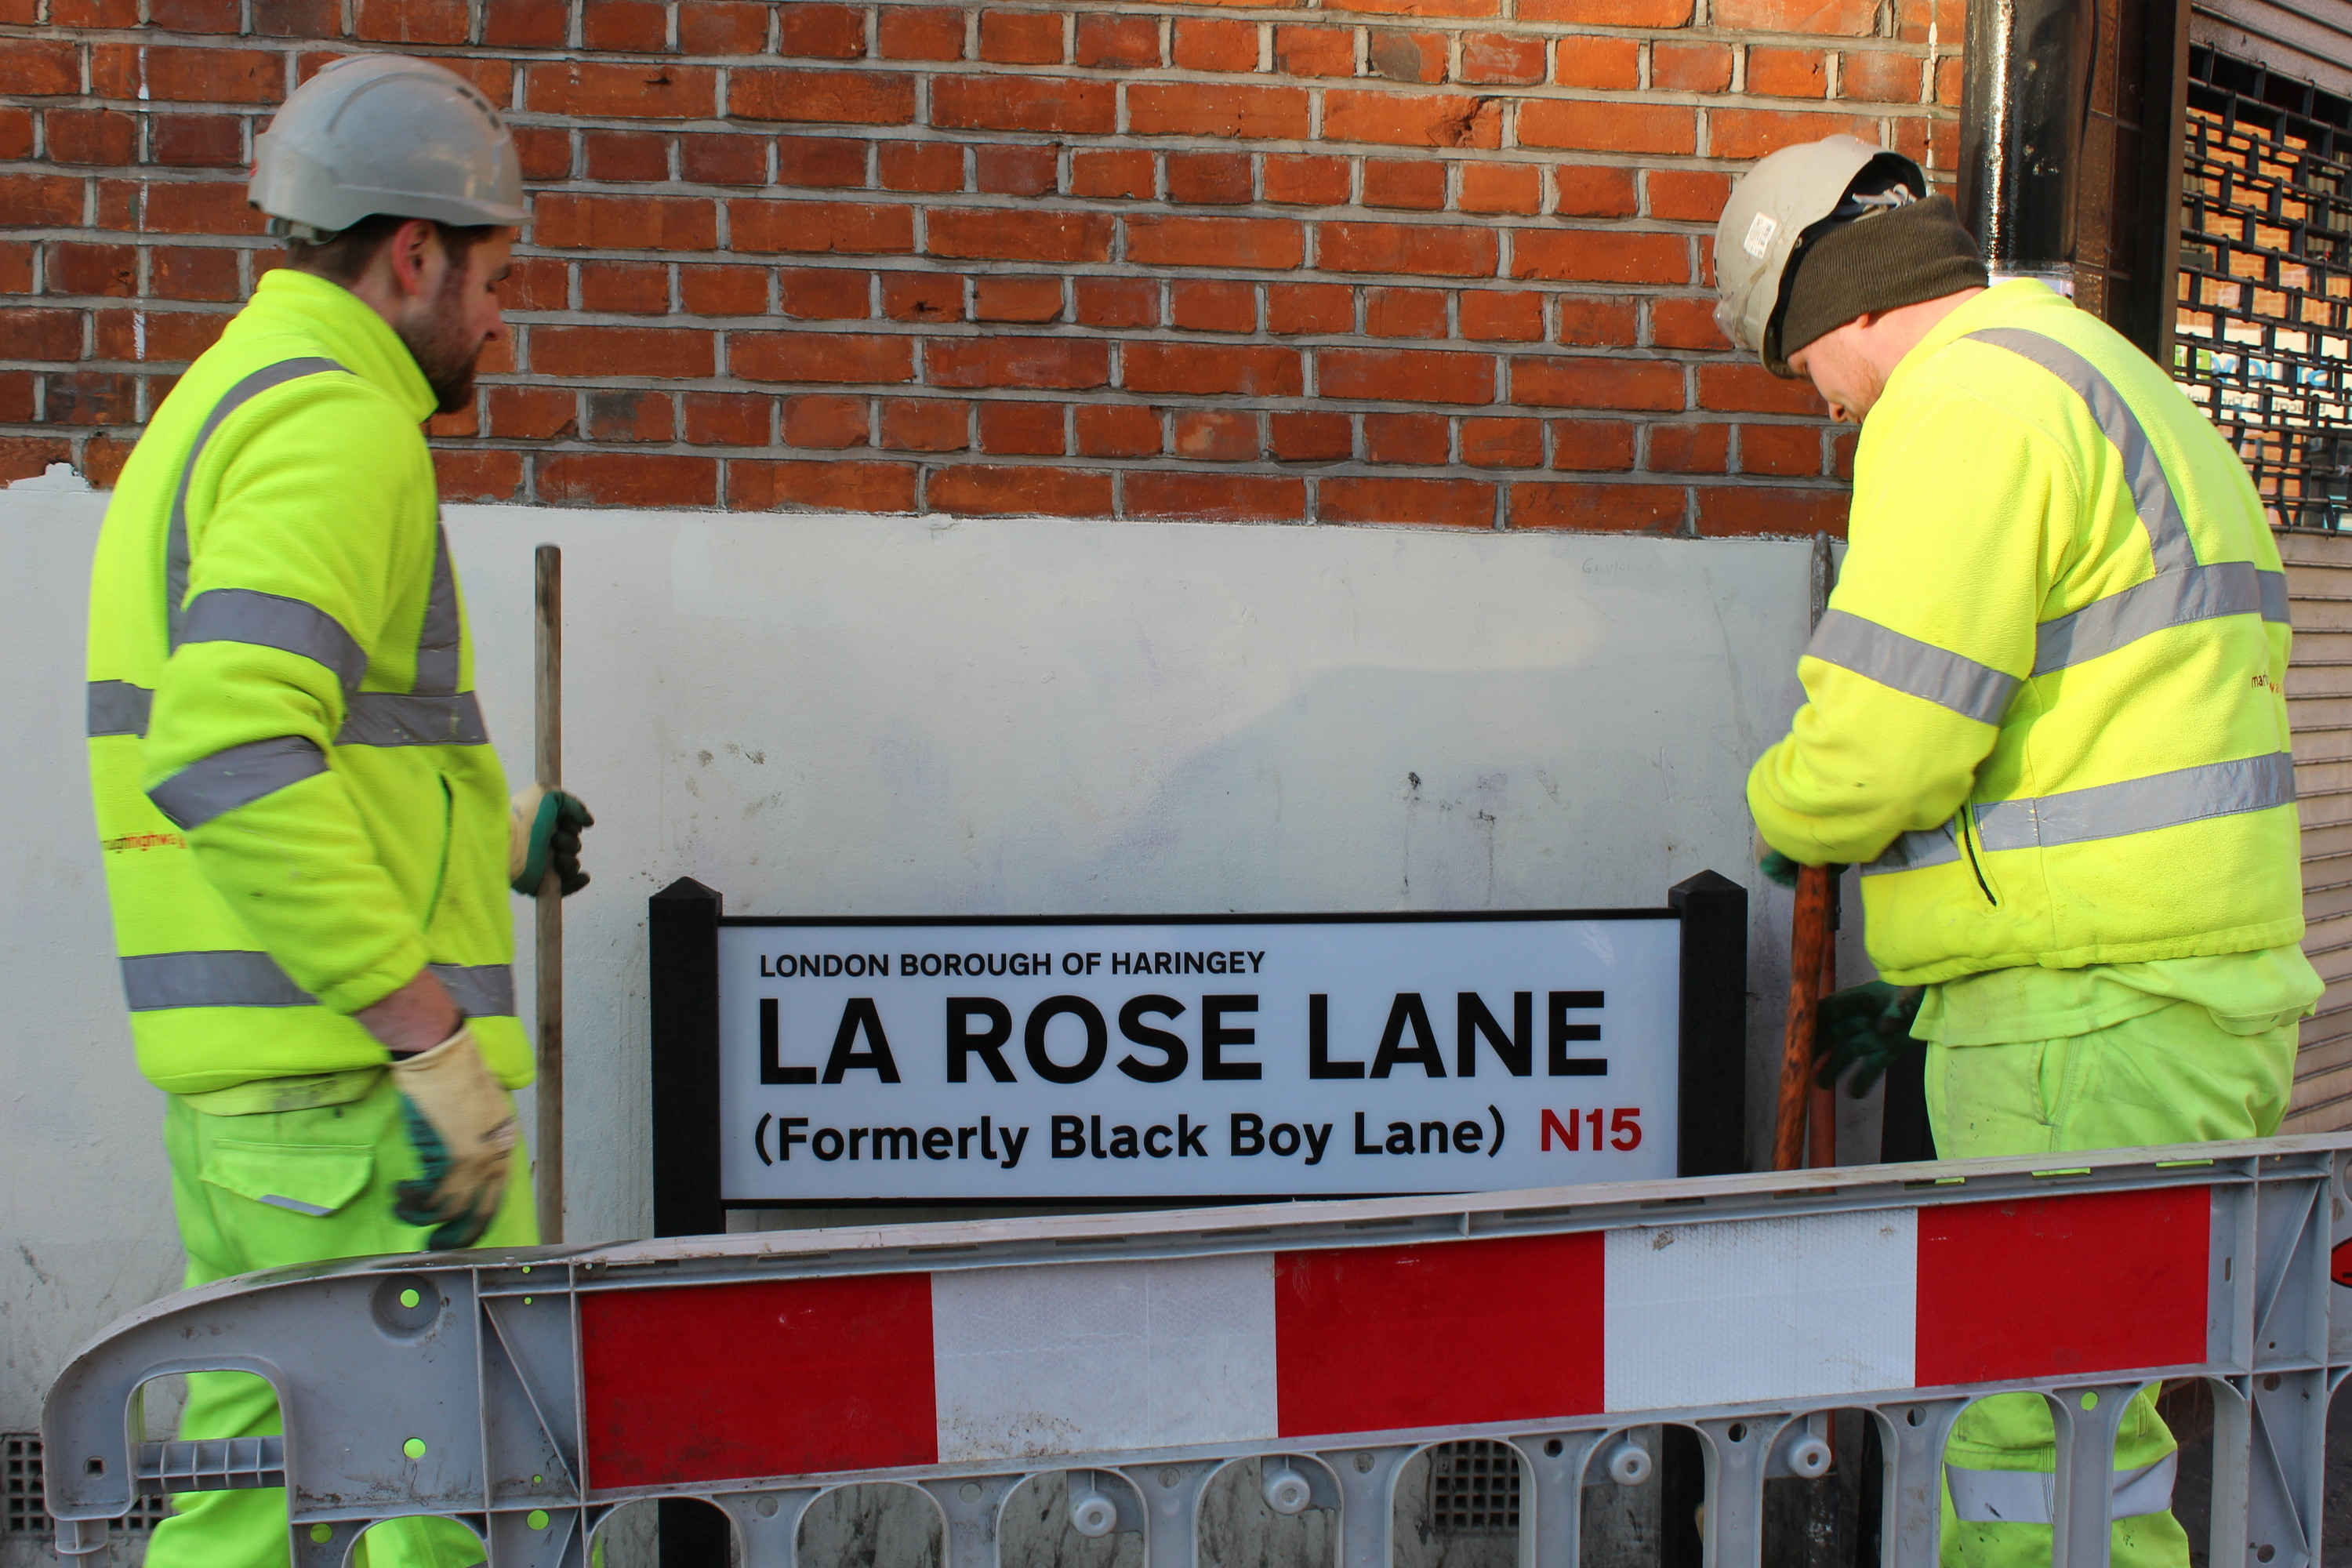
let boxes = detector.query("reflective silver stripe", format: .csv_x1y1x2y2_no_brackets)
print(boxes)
2034,561,2263,675
87,680,154,738
121,949,313,1011
165,358,347,649
1945,1453,2176,1525
259,1194,334,1216
2112,1453,2180,1519
180,588,368,690
147,735,327,829
337,691,489,748
1807,609,2018,725
430,963,515,1018
120,953,514,1015
2259,568,2291,626
91,677,488,747
1965,328,2198,575
415,524,461,696
1973,752,2295,853
1863,822,1963,877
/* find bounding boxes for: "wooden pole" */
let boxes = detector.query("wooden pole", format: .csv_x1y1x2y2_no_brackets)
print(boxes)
1807,892,1838,1169
533,544,563,1244
1773,862,1832,1172
1787,529,1842,1174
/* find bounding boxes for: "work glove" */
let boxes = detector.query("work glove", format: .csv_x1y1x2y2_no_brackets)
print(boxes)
1755,828,1799,891
1813,981,1927,1098
390,1023,520,1249
510,785,593,896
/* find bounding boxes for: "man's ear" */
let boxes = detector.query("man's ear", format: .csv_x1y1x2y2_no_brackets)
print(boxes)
384,219,441,302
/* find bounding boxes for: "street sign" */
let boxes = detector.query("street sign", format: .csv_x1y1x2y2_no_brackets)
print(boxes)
646,876,1749,1219
719,913,1677,1203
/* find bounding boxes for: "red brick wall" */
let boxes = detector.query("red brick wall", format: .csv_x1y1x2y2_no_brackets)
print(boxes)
1,0,1960,528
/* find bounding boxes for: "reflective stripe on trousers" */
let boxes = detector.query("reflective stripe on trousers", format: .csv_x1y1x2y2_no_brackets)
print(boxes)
1864,753,2296,876
1947,1453,2178,1524
119,951,516,1018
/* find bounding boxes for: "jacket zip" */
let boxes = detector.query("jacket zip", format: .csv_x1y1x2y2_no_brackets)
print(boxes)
1958,806,1998,907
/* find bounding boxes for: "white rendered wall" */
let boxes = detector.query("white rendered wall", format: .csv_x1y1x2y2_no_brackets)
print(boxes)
0,476,1846,1443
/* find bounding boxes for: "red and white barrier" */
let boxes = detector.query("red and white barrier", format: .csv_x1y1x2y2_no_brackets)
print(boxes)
578,1185,2210,1490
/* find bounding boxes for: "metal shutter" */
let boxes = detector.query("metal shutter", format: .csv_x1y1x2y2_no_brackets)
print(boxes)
2281,528,2352,1131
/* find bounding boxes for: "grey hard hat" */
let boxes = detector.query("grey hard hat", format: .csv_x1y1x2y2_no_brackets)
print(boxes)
251,53,527,240
1712,136,1926,375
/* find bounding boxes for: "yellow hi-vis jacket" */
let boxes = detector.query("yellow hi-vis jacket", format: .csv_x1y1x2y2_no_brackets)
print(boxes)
85,268,526,1095
1749,281,2303,987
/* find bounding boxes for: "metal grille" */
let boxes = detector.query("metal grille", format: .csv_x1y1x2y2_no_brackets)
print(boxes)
2,1436,38,1537
2178,47,2352,532
2,1434,172,1536
1427,1440,1519,1534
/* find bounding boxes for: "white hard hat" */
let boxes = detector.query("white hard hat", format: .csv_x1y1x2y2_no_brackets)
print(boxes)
251,53,527,241
1712,136,1926,375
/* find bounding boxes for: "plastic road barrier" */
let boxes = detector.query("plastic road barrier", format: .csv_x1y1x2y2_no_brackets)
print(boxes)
43,1134,2352,1568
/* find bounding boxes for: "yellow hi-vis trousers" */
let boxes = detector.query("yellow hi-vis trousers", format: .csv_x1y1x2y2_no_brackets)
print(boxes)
148,1076,536,1568
1925,999,2299,1568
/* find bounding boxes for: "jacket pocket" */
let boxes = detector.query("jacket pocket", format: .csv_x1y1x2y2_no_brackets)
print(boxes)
422,773,456,929
200,1138,375,1217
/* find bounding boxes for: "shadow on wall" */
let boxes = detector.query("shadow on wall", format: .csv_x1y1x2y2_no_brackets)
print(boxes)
1091,665,1754,914
662,658,1758,919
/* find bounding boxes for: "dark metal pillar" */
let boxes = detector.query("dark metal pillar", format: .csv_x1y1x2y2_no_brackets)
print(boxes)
648,877,731,1568
1960,0,2190,364
1960,0,2092,294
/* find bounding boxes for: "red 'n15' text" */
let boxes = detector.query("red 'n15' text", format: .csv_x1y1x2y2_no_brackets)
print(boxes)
1541,1107,1642,1151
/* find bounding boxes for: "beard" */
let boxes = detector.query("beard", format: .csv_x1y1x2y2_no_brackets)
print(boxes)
396,265,486,416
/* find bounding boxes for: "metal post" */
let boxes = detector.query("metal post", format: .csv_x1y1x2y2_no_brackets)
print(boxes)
649,877,726,1240
1670,869,1748,1178
1958,0,2090,293
1880,1033,1936,1163
649,877,733,1568
1666,869,1750,1568
533,543,564,1244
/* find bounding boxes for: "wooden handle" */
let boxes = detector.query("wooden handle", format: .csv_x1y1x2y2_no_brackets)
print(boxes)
1807,917,1838,1169
1773,862,1832,1172
533,543,564,1245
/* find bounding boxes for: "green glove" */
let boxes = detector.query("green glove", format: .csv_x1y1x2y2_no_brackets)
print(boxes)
1758,848,1800,890
389,1024,520,1249
509,785,593,896
1813,981,1926,1098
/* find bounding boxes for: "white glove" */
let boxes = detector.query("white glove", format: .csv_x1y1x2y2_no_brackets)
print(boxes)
389,1024,519,1248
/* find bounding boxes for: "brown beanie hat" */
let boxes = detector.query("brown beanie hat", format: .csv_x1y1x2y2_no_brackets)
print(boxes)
1775,194,1988,367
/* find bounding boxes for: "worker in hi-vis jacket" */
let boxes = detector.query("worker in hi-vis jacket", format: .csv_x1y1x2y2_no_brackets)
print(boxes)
83,54,590,1568
1714,136,2320,1568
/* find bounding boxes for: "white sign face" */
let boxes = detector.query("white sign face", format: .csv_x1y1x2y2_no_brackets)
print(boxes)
717,915,1680,1203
